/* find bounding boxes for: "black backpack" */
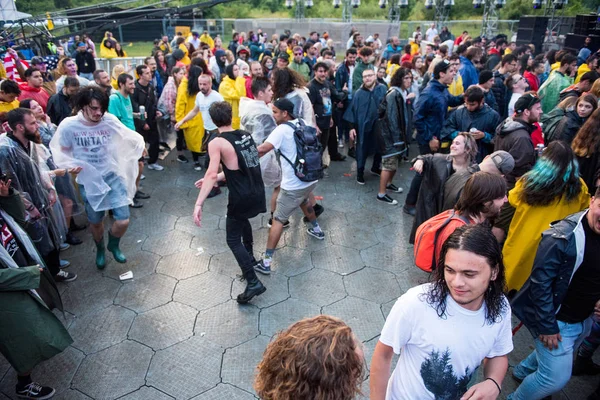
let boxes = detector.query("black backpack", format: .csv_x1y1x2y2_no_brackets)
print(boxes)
279,119,324,182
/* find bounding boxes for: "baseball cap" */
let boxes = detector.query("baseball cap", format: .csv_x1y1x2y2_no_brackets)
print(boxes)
514,93,540,114
488,151,515,175
277,52,290,62
77,42,86,48
30,56,45,65
273,98,296,118
433,59,451,76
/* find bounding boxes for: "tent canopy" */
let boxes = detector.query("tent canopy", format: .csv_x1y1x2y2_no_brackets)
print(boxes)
1,0,32,22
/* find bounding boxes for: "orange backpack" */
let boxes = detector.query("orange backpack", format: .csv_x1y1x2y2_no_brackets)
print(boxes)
414,210,470,272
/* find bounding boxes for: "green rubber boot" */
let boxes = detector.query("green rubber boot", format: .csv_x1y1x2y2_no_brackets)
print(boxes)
107,231,127,263
95,238,106,270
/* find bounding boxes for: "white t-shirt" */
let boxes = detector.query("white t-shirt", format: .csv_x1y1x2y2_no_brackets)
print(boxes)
195,90,224,131
426,28,438,42
380,283,513,400
508,93,522,118
266,118,317,191
56,75,89,93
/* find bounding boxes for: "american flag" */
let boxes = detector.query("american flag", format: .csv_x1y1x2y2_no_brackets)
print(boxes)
3,53,29,84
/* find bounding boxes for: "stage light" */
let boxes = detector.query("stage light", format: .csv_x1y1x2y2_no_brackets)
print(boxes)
444,0,454,7
332,0,341,7
305,0,313,7
494,0,505,8
286,0,293,8
532,0,542,9
425,0,434,9
399,0,408,7
351,0,360,8
473,0,483,8
379,0,387,8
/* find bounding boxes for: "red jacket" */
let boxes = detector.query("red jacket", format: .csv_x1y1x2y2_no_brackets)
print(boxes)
18,84,50,112
245,75,254,99
524,70,540,92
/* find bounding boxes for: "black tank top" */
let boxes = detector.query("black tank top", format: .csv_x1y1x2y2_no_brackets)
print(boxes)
218,130,266,219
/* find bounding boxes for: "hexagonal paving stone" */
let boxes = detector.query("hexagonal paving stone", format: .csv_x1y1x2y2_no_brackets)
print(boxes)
360,243,414,275
147,335,223,399
323,296,384,342
69,305,136,354
175,212,220,235
267,247,313,277
173,272,232,311
151,185,190,202
61,276,121,316
142,230,193,256
221,335,271,393
209,251,245,279
381,298,398,319
156,249,210,280
128,302,197,350
127,212,178,236
311,245,365,275
250,228,286,250
231,273,290,309
119,386,174,399
52,389,93,399
194,300,260,348
330,227,380,250
345,210,393,230
374,221,413,246
59,252,105,284
0,346,85,398
191,384,256,400
283,225,329,251
289,268,346,306
344,267,402,304
259,298,321,337
72,340,153,399
311,208,349,232
161,200,195,218
191,229,229,255
115,273,177,313
102,250,161,281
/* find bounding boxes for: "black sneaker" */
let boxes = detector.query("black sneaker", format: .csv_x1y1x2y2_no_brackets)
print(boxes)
377,194,398,205
207,187,222,198
16,382,55,399
54,270,77,283
331,153,347,161
348,147,356,158
159,142,171,151
177,155,189,163
370,167,382,177
357,173,365,185
254,260,271,275
65,232,82,245
193,162,202,171
402,204,416,216
129,199,143,208
386,183,404,193
307,227,325,240
134,190,151,199
267,218,290,228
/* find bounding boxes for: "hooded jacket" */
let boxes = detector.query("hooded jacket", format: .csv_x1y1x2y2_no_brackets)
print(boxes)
18,84,50,111
414,79,462,145
491,70,509,119
493,117,536,188
555,109,587,144
376,87,411,158
459,56,478,88
382,43,402,60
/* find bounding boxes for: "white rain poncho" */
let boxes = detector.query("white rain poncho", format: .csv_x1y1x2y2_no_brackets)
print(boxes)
239,97,281,187
49,112,145,212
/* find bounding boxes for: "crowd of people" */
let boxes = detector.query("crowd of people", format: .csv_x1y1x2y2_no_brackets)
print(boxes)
1,24,600,400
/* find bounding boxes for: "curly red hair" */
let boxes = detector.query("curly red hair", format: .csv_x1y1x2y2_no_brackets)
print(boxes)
254,315,364,400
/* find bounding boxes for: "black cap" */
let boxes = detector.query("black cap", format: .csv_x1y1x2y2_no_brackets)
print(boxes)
433,59,451,76
273,98,296,118
514,93,541,114
479,70,493,84
277,52,290,62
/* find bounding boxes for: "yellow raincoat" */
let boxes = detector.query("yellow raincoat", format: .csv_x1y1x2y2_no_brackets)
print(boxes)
503,178,590,291
179,43,191,65
219,76,246,129
175,77,204,153
200,33,214,49
100,36,118,58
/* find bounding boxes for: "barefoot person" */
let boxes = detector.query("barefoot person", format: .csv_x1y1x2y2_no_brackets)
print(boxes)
192,101,267,304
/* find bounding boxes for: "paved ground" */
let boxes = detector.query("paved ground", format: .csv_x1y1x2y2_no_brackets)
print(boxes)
0,147,597,400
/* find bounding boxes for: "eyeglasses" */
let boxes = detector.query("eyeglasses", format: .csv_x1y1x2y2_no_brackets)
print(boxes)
294,52,303,55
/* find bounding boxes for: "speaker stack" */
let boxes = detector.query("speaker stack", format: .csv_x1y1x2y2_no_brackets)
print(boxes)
516,16,549,53
564,13,599,54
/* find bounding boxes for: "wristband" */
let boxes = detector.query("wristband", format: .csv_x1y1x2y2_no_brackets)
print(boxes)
485,377,501,394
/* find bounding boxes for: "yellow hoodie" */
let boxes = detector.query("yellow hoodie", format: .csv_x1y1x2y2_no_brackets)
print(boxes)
175,77,205,153
219,76,246,129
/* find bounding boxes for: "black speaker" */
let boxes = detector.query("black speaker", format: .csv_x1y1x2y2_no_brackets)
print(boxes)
518,16,549,30
574,14,599,36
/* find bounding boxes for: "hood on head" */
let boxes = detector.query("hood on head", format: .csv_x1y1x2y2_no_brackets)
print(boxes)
496,117,530,137
236,45,249,55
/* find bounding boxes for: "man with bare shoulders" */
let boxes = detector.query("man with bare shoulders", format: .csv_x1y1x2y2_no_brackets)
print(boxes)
192,101,267,304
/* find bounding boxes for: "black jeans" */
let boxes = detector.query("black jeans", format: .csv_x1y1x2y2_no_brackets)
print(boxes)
42,248,60,277
141,127,160,164
176,129,185,151
225,217,257,274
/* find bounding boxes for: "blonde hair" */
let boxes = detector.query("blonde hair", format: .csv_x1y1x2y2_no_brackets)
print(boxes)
111,64,125,80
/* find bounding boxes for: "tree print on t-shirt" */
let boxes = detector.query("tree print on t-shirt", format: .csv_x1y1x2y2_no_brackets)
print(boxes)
420,348,472,400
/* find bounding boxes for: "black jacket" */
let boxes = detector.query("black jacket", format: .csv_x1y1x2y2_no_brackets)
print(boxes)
491,70,509,119
409,154,454,244
306,78,345,131
494,117,535,188
46,92,72,125
131,80,158,132
555,109,586,144
75,51,96,74
512,211,588,337
377,87,412,158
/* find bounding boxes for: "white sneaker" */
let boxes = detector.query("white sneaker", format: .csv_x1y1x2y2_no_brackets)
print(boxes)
148,163,164,171
338,139,344,148
140,174,146,180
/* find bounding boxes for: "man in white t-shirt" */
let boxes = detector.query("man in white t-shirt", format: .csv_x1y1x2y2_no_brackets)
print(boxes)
370,224,513,400
256,98,324,274
175,74,224,171
426,23,439,42
506,74,528,118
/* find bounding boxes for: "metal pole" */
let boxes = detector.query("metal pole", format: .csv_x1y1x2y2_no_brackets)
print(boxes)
342,0,352,23
118,24,124,43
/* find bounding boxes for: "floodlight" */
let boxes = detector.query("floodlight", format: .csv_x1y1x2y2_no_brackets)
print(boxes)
332,0,341,7
425,0,434,9
532,0,542,9
305,0,313,7
495,0,505,8
351,0,361,8
399,0,408,7
473,0,483,8
379,0,387,8
286,0,293,8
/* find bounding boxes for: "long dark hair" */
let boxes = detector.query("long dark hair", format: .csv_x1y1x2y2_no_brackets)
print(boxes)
390,67,411,89
519,140,582,206
425,224,508,325
572,108,600,157
455,172,507,218
187,65,202,96
272,67,306,100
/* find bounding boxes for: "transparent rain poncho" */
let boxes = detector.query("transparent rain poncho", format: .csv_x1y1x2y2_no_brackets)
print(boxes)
49,112,145,212
239,97,281,187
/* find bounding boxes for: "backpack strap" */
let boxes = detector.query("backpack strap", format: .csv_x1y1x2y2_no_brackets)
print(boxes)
279,121,299,170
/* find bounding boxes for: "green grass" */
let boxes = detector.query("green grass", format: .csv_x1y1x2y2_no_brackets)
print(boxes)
121,41,155,57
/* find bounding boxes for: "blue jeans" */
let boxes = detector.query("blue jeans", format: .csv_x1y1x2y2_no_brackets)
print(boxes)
508,320,584,400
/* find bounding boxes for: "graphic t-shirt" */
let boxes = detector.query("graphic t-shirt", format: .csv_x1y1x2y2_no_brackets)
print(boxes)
380,283,513,400
0,215,27,267
195,90,224,131
266,119,317,191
